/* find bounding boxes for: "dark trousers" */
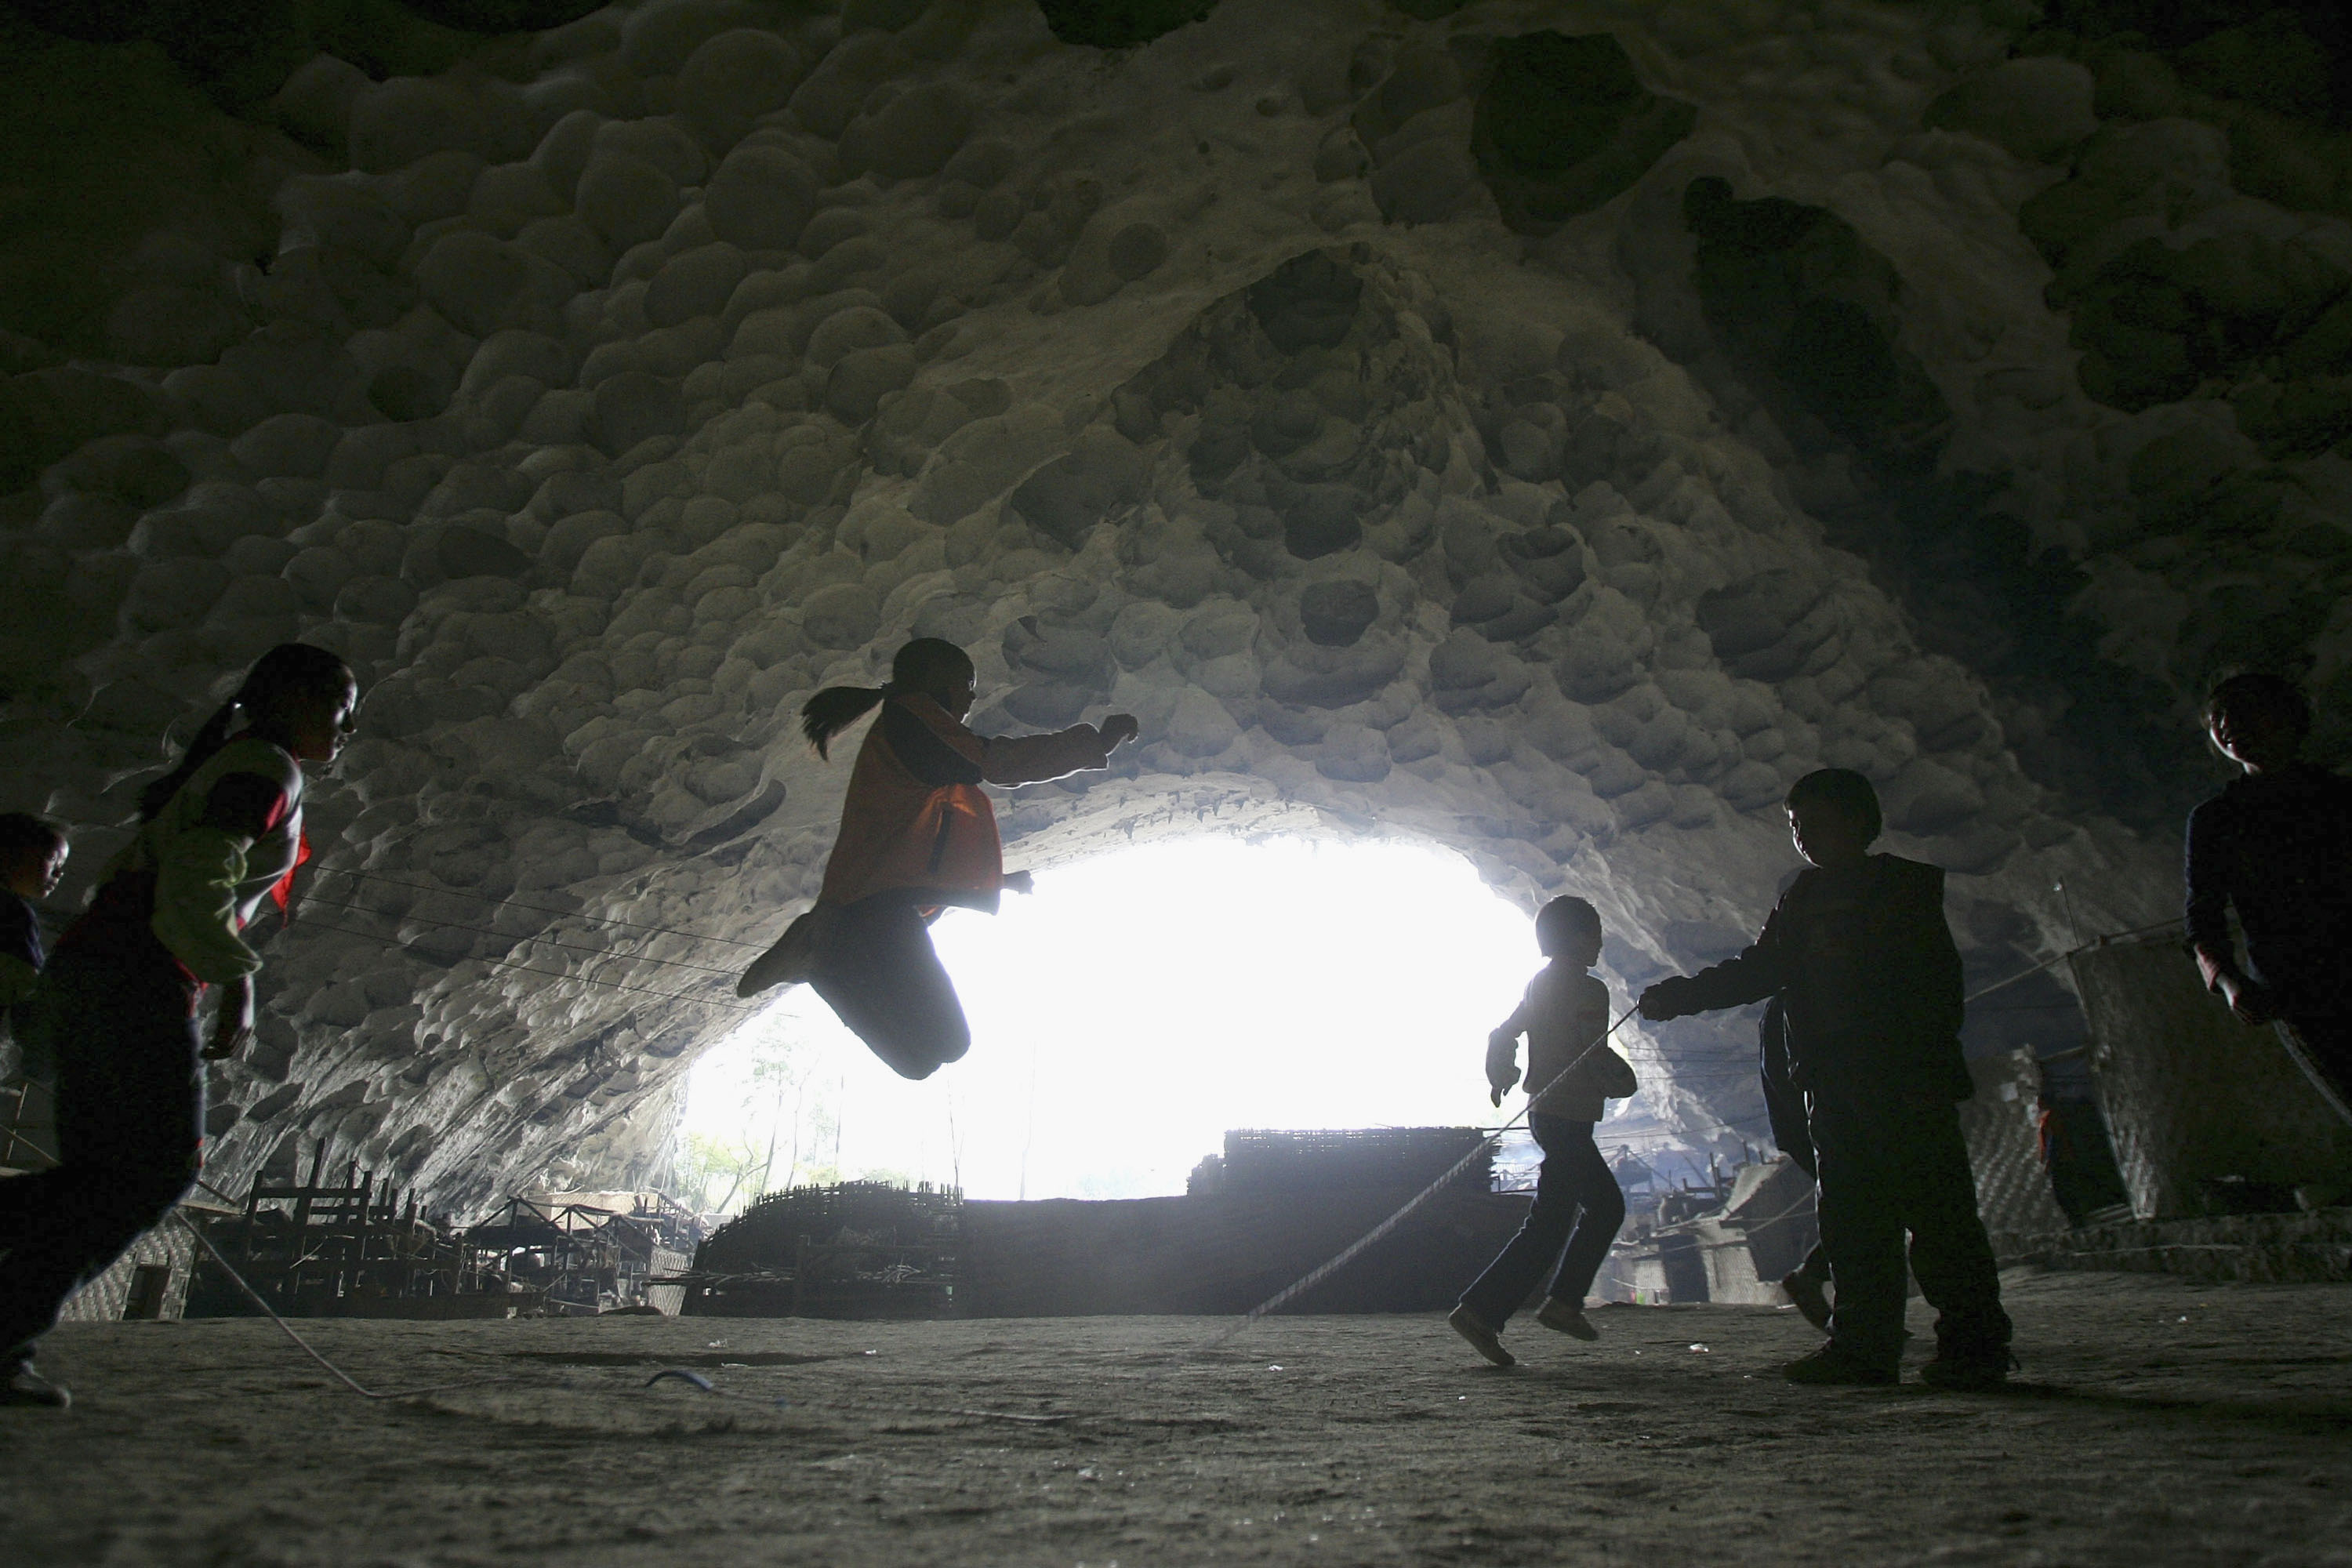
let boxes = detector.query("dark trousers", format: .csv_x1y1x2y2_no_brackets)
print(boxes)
1461,1116,1624,1328
1810,1093,2009,1370
810,896,971,1082
0,953,201,1357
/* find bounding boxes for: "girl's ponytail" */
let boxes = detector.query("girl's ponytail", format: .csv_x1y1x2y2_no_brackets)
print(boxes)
800,686,889,760
138,696,245,822
797,638,974,760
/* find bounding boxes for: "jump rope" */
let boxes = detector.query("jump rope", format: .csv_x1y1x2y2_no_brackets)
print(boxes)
13,895,2336,1405
70,1004,1645,1406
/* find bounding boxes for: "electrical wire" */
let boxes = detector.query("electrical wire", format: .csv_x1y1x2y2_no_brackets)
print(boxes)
292,916,760,1013
293,890,743,979
306,864,771,950
1958,916,2184,1008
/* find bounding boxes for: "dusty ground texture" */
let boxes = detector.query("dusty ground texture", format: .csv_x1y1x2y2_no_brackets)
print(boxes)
4,1269,2349,1566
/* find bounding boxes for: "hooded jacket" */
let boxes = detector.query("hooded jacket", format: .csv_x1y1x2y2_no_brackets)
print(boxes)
817,695,1113,913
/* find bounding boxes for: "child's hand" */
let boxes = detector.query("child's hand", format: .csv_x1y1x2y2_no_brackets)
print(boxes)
1098,713,1141,750
1002,870,1035,895
204,975,254,1061
1638,978,1692,1022
1485,1031,1520,1105
2218,973,2276,1026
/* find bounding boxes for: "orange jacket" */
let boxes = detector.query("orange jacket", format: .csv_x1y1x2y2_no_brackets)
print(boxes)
817,695,1115,913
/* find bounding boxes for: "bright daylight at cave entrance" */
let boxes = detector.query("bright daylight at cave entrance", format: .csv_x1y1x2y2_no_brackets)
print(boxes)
2,0,2350,1561
677,836,1552,1206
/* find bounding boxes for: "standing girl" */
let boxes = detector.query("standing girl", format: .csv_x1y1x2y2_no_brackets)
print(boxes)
0,643,356,1408
739,638,1138,1080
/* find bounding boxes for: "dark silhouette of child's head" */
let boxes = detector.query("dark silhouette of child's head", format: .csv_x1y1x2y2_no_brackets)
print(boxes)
888,637,977,713
800,638,980,758
1535,895,1602,960
2203,673,2309,775
0,813,67,900
1784,768,1881,869
138,642,357,821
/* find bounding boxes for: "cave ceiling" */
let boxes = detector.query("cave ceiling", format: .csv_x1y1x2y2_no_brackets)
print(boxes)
2,0,2345,1210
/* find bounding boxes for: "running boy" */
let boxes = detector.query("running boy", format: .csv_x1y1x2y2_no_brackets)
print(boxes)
2184,673,2352,1112
1637,768,2013,1388
1449,896,1637,1367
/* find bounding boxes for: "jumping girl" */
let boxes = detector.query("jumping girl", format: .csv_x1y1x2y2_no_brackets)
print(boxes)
0,643,355,1408
738,638,1138,1080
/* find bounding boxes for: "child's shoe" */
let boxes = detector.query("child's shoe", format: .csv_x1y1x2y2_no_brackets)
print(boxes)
737,909,828,997
1918,1348,2016,1392
1780,1344,1896,1387
1447,1305,1515,1367
1535,1297,1600,1340
2,1356,70,1409
1780,1269,1831,1331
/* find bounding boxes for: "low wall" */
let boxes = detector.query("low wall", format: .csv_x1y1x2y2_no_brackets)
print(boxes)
962,1189,1532,1316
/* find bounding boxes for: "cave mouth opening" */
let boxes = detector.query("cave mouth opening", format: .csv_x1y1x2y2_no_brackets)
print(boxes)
671,833,1647,1212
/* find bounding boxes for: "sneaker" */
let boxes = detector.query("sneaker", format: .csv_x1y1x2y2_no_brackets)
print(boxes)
1781,1345,1896,1387
737,909,826,998
1447,1305,1515,1367
1535,1298,1600,1341
2,1359,70,1410
1780,1269,1831,1332
1918,1350,2016,1392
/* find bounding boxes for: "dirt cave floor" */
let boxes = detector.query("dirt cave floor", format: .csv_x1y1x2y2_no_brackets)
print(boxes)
5,1270,2350,1566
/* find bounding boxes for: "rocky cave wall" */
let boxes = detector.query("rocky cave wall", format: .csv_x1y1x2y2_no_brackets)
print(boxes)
2,0,2346,1215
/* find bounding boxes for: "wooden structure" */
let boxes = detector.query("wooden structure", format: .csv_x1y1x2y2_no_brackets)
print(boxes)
469,1194,700,1315
185,1142,525,1319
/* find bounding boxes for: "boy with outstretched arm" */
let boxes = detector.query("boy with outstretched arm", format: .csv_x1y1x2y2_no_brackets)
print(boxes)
1637,769,2013,1389
1449,896,1637,1368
